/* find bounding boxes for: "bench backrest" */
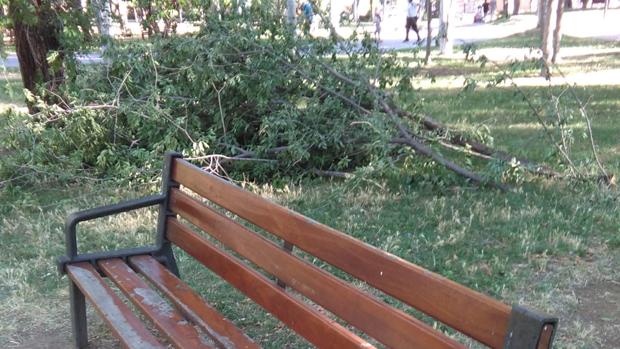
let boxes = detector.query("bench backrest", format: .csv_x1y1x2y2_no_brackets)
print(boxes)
164,156,557,349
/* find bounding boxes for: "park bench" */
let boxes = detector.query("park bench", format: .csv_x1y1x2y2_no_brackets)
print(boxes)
58,152,558,349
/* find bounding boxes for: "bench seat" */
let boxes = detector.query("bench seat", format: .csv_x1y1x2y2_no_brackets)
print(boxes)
68,256,257,349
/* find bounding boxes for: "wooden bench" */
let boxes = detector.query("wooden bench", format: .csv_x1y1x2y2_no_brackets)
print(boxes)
58,152,558,349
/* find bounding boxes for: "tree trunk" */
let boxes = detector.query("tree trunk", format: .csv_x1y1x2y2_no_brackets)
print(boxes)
8,0,64,111
506,0,515,16
537,0,546,28
425,0,432,64
439,0,454,55
581,0,589,9
540,0,558,77
92,0,112,39
287,0,296,25
513,0,520,14
604,0,609,17
551,0,565,63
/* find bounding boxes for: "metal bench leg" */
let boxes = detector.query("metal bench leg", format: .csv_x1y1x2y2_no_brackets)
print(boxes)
159,242,180,277
69,281,88,348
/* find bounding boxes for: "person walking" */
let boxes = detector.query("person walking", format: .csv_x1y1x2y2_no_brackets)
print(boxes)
301,1,314,34
482,0,490,20
404,0,421,43
374,9,382,42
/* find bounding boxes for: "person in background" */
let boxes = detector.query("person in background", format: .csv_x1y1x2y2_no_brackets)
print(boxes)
301,1,314,34
404,0,421,43
374,9,382,42
482,0,490,21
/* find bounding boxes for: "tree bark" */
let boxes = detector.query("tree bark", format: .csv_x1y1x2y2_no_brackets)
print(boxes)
92,0,112,39
513,0,521,14
424,0,432,64
287,0,296,25
537,0,546,28
551,0,565,63
540,0,558,77
439,0,454,55
8,0,64,111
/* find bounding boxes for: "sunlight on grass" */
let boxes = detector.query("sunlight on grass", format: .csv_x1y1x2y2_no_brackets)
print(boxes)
476,29,620,49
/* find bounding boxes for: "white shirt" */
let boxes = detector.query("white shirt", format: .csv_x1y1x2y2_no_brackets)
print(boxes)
408,1,419,17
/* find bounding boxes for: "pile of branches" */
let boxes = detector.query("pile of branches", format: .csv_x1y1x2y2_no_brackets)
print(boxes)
1,10,572,189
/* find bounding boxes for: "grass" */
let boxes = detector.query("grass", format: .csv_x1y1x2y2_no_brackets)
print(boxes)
1,33,619,348
0,68,24,112
415,85,620,172
394,29,620,85
475,29,620,49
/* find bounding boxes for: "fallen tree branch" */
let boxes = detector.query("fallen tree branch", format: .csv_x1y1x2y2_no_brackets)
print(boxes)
377,96,509,191
316,57,559,179
399,109,561,178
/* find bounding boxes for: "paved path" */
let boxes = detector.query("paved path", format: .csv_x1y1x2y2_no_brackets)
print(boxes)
1,9,618,69
0,53,103,69
346,9,620,51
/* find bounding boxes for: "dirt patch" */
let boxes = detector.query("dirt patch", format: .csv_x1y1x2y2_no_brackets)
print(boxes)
574,280,620,349
5,325,120,349
9,333,120,349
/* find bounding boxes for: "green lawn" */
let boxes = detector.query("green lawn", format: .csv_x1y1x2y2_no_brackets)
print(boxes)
475,29,620,49
1,44,619,348
0,69,24,112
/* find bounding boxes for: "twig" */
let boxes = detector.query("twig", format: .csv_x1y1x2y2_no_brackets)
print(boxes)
185,154,277,163
555,66,609,179
212,81,227,138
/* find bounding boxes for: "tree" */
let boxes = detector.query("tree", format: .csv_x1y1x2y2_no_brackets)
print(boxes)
537,0,545,28
540,0,564,77
424,0,432,64
287,0,295,24
92,0,111,41
1,1,93,111
439,0,454,55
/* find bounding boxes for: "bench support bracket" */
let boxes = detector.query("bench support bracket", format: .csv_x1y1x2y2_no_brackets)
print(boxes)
504,305,558,349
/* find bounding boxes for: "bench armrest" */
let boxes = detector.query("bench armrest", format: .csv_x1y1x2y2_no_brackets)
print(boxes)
504,305,558,349
58,194,165,273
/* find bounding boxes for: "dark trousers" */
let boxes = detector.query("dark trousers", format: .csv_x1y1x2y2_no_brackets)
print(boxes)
405,16,420,41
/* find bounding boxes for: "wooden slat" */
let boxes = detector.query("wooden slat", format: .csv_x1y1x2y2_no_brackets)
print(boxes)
129,255,259,349
98,258,215,349
166,219,375,349
536,324,555,349
172,158,512,349
66,262,165,349
170,190,464,349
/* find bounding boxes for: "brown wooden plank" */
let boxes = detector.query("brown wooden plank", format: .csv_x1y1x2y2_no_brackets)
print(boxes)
170,190,464,349
536,324,555,349
98,258,215,349
166,219,375,349
129,255,259,349
66,262,165,349
172,158,512,349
